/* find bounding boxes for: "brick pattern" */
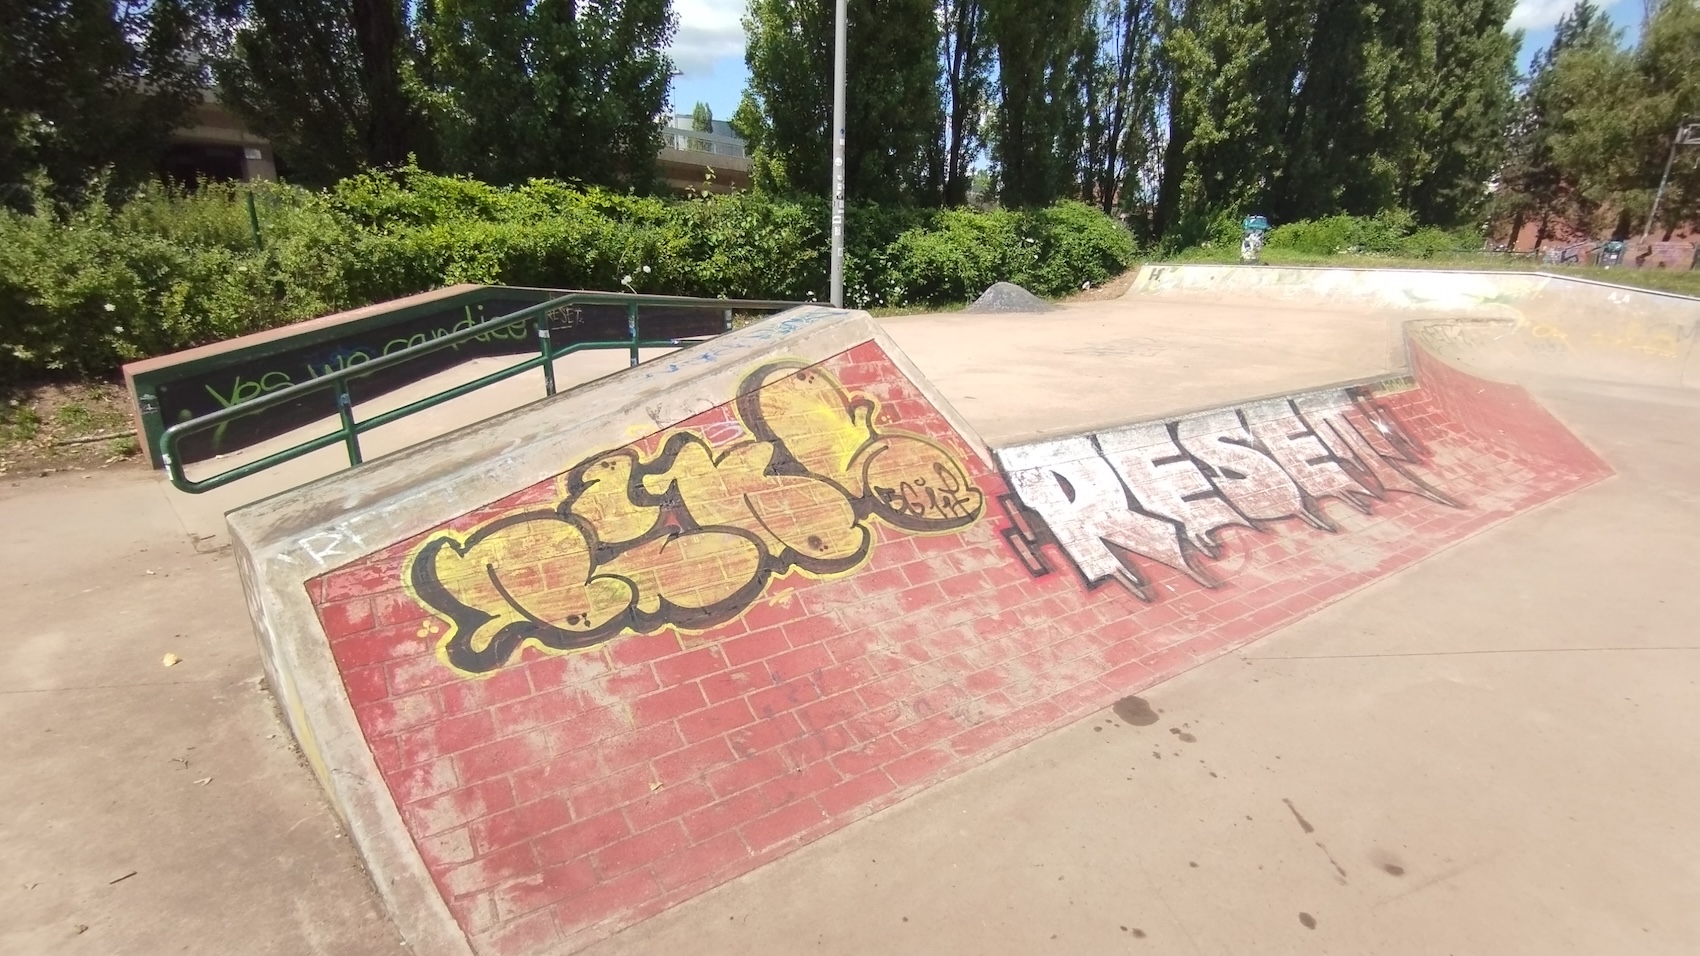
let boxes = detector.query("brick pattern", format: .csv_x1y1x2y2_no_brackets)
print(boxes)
309,340,1609,955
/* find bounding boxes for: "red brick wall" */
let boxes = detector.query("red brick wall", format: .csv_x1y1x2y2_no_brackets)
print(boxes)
310,341,1609,955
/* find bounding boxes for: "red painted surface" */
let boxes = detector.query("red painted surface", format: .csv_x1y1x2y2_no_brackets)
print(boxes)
310,340,1609,954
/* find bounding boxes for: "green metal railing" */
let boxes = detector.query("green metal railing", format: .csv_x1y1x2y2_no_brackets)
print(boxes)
161,291,801,494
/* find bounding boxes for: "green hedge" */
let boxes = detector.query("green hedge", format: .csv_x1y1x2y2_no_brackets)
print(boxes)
1159,209,1481,261
1261,211,1476,257
0,169,1138,379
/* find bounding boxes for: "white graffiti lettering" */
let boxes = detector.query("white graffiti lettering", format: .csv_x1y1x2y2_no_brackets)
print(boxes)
997,386,1462,600
1098,422,1251,558
1001,437,1205,600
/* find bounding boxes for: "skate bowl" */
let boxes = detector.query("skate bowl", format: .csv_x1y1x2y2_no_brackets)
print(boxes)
227,267,1630,955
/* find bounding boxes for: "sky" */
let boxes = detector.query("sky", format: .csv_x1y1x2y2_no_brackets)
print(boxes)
665,0,1640,122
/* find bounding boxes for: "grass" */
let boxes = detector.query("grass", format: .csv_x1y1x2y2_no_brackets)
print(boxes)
1156,246,1700,298
2,402,42,444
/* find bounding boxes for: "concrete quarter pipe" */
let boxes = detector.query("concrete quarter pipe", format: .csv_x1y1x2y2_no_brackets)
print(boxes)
230,276,1619,955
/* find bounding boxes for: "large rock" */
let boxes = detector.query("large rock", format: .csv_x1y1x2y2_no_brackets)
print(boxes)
964,281,1054,314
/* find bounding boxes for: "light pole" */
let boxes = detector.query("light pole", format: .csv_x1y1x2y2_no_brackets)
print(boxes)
829,0,847,307
1643,116,1700,239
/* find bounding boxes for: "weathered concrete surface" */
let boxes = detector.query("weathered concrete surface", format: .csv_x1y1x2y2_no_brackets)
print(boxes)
1132,263,1700,390
878,296,1405,446
0,470,399,954
581,372,1700,956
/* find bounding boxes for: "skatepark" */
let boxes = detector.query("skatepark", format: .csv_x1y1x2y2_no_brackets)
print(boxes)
4,264,1698,955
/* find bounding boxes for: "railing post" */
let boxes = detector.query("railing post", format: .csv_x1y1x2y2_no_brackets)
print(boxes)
334,380,363,466
136,391,167,469
627,303,640,368
537,318,556,397
724,308,733,333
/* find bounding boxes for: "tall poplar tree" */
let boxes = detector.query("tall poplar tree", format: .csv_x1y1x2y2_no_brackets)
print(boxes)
985,0,1090,206
739,0,940,203
3,0,205,205
217,0,426,185
416,0,675,187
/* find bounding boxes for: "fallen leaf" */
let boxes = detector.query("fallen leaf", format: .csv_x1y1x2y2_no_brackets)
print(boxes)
193,777,212,786
162,653,180,667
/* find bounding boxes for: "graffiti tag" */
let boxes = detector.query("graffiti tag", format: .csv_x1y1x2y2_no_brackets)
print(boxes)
201,318,529,411
997,387,1459,600
407,359,985,674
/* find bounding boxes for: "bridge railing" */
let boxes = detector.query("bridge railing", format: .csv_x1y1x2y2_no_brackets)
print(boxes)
160,291,801,494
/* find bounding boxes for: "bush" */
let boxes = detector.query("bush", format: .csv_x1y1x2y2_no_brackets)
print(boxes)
0,181,351,376
1,170,1137,379
1262,210,1474,258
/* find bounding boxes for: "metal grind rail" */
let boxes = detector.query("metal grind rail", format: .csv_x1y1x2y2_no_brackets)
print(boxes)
160,292,801,494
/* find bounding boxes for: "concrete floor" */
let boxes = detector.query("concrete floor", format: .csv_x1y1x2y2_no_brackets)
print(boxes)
879,298,1406,445
6,294,1698,954
0,471,399,955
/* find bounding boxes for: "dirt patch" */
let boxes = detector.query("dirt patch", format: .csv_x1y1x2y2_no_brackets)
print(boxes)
1060,267,1140,303
0,381,147,478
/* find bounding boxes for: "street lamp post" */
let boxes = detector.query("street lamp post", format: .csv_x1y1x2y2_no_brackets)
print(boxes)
829,0,847,307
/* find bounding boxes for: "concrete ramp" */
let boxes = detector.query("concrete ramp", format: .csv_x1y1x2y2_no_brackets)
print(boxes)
230,303,1612,955
1133,263,1700,388
1131,262,1544,315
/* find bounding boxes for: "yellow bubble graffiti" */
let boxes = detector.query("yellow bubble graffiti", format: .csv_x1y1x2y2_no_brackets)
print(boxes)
405,358,985,675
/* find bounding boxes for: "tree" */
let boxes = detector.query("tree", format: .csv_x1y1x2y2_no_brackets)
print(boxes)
1548,0,1700,237
1403,0,1519,226
688,100,714,152
1271,0,1432,221
216,0,427,185
2,0,205,206
1148,0,1514,234
417,0,675,188
939,0,992,206
1494,1,1612,246
740,0,941,204
985,0,1090,207
1155,0,1305,232
1077,0,1161,216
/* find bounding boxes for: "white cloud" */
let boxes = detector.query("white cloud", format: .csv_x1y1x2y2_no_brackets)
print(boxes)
669,0,747,74
1508,0,1623,31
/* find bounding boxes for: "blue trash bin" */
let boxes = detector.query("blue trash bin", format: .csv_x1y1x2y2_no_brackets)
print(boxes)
1240,215,1269,262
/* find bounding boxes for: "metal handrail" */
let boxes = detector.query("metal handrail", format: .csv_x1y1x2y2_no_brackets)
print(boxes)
160,291,801,494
